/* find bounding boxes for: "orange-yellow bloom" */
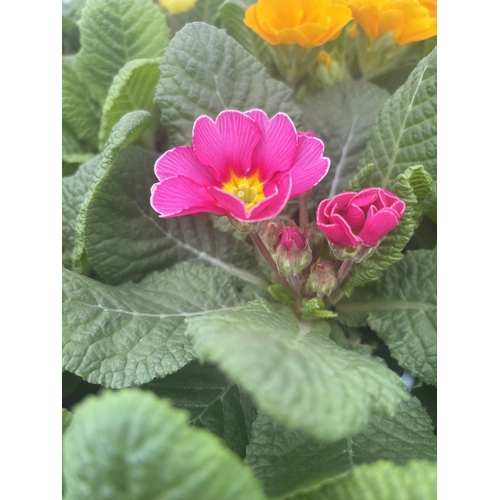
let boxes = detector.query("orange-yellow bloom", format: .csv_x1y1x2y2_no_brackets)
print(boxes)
348,0,437,45
244,0,353,48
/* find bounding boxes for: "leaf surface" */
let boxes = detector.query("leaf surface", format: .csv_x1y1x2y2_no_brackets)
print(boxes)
185,299,409,442
337,249,437,385
142,360,255,457
63,390,266,500
301,82,389,201
63,263,251,388
75,0,168,103
155,22,301,147
357,48,437,188
245,397,436,498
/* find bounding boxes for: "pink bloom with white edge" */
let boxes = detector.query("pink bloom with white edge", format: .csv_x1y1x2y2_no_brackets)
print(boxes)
150,109,330,222
317,188,405,248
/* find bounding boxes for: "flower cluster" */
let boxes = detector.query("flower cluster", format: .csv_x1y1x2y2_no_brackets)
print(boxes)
151,110,405,302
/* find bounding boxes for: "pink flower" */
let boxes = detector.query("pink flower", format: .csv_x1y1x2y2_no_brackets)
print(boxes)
316,188,405,248
150,109,330,222
274,226,308,251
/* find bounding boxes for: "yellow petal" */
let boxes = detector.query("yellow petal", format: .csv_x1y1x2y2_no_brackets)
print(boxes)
275,28,310,46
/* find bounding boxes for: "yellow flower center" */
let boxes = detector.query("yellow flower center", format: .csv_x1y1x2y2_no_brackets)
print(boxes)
222,172,265,212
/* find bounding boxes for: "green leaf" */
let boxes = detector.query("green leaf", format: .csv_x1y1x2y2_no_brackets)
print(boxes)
155,22,302,147
75,0,169,104
337,249,437,385
245,397,436,498
185,298,409,442
62,155,100,269
63,262,252,388
82,145,266,286
285,460,436,500
356,48,437,188
62,408,73,434
99,58,161,148
141,360,255,458
63,390,266,500
62,56,101,148
342,165,436,296
72,110,152,272
219,1,271,66
178,0,226,25
62,124,95,165
300,82,389,201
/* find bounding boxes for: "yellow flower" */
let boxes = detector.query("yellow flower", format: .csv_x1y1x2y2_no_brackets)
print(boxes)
159,0,197,15
348,0,437,45
244,0,353,48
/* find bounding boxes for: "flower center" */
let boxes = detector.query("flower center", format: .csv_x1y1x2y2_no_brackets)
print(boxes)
222,172,265,211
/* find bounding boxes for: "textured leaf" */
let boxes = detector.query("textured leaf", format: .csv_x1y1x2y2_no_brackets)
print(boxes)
72,110,152,272
62,124,95,165
337,249,437,385
142,360,255,457
75,0,169,103
342,165,436,296
185,299,409,442
62,155,100,269
99,58,161,148
63,390,266,500
285,460,436,500
63,263,251,388
219,1,271,66
245,397,436,498
357,48,437,188
62,56,101,148
155,22,302,147
83,145,267,286
300,82,389,201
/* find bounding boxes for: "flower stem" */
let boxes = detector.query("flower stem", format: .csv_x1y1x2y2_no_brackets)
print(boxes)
249,232,297,297
337,259,353,284
299,193,308,233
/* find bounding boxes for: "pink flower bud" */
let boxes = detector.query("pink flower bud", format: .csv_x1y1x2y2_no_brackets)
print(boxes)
273,225,312,276
316,187,405,255
306,258,338,296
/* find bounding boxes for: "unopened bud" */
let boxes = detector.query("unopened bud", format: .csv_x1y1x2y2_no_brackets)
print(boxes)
306,258,338,296
273,225,312,276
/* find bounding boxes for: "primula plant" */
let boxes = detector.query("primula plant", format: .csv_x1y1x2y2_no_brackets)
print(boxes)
62,0,437,498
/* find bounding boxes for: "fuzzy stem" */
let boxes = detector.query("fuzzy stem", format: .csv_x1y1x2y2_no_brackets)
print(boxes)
337,259,353,284
299,193,308,233
249,232,296,298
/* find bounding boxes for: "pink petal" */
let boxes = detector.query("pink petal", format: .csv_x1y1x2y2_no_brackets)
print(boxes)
317,215,362,247
207,186,249,221
245,110,298,181
249,174,292,221
289,135,330,198
151,176,224,218
392,200,406,216
351,188,379,210
154,146,215,185
192,111,262,182
358,207,400,246
341,203,366,233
